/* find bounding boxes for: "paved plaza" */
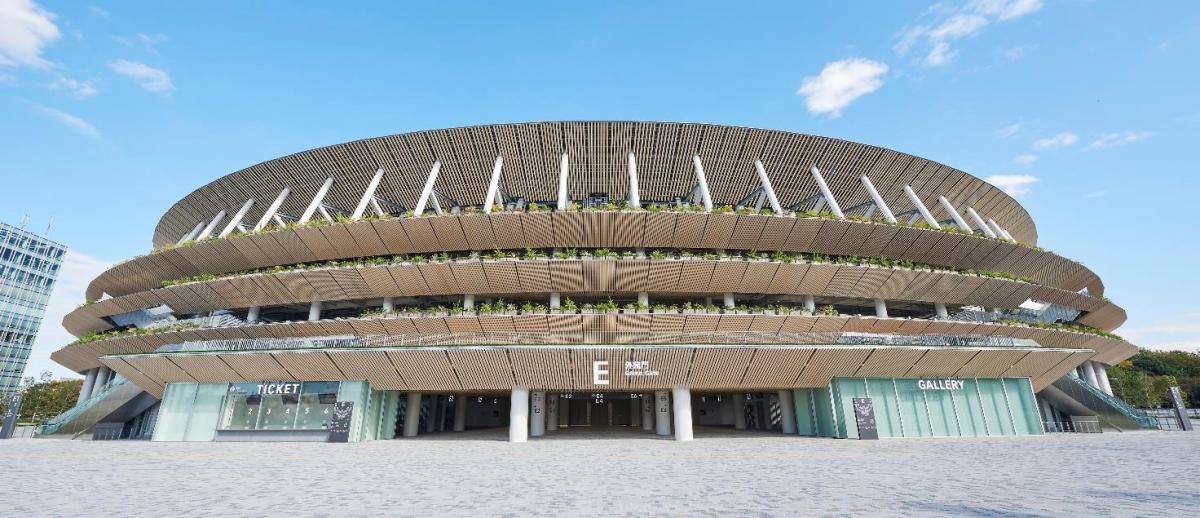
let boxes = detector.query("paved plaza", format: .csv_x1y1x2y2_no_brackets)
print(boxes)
2,428,1196,516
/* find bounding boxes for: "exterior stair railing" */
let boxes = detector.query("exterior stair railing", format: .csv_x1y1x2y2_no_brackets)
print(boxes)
1061,375,1156,429
38,377,129,436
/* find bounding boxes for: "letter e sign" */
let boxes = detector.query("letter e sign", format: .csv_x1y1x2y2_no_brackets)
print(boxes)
593,360,610,385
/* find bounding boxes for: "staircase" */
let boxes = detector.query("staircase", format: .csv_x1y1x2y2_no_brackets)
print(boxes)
1042,375,1156,431
38,377,145,438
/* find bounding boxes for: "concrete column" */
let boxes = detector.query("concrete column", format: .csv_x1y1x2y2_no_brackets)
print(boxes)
934,302,948,319
246,306,260,323
1082,361,1100,388
437,396,449,432
734,393,747,430
778,390,797,434
754,397,765,430
308,300,322,321
382,297,395,314
76,368,98,406
550,292,561,309
547,394,559,432
654,390,671,436
638,291,649,308
874,298,888,318
453,395,467,431
509,387,530,443
671,386,694,441
723,293,735,309
630,397,641,427
803,295,816,315
93,367,110,391
530,390,546,437
641,394,654,431
403,392,422,437
425,395,439,433
463,294,475,311
1094,362,1114,395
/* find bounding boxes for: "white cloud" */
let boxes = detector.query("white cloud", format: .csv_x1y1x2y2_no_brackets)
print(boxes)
25,251,113,379
797,58,888,118
1001,45,1029,60
1121,313,1200,353
969,0,1044,21
894,0,1043,68
0,0,61,69
994,122,1022,138
1013,153,1037,165
985,174,1038,197
114,32,168,54
1086,131,1151,150
49,74,97,98
1032,132,1077,151
32,103,99,138
109,59,174,94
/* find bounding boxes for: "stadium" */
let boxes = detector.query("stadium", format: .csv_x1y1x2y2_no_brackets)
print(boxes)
43,121,1151,442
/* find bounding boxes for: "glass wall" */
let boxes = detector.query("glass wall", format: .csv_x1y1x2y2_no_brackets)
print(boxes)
219,381,341,431
793,377,1043,439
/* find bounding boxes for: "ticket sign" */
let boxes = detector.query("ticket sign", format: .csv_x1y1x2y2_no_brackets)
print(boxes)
853,397,878,440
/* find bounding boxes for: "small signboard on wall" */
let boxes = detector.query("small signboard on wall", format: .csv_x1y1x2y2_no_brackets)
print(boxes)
852,397,878,440
327,401,353,442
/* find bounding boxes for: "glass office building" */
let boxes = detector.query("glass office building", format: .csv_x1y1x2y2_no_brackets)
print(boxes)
0,222,66,396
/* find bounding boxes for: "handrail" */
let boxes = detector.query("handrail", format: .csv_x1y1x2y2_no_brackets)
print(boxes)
38,377,129,436
1062,375,1155,428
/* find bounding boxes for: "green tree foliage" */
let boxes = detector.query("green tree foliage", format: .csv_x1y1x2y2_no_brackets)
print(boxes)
1108,349,1198,408
0,372,82,423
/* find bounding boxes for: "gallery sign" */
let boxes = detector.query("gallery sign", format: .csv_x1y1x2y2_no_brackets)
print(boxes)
917,379,965,390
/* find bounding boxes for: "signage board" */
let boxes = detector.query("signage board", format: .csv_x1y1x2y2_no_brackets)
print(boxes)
327,401,353,442
852,397,878,440
1168,386,1193,431
917,379,965,390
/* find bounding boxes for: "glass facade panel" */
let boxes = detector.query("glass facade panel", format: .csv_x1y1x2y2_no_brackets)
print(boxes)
821,377,1042,439
296,382,339,430
217,381,340,431
793,389,817,437
865,379,901,438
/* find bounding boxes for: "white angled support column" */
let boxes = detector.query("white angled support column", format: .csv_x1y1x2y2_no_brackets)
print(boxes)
934,302,949,319
463,294,475,311
76,368,98,406
530,390,546,437
778,390,796,434
1094,362,1113,395
382,297,395,314
1082,361,1100,388
671,386,693,441
93,367,110,391
809,166,845,219
641,394,654,431
246,306,260,323
509,387,530,443
483,155,504,213
654,390,671,436
753,160,783,215
197,210,227,240
966,207,997,238
219,198,256,238
987,219,1014,241
903,185,940,229
723,293,735,309
557,153,570,211
308,301,322,321
638,291,649,308
627,153,641,209
549,292,561,309
938,196,973,233
254,188,291,231
351,168,385,221
177,221,206,245
454,395,467,431
299,177,335,224
691,155,714,213
874,298,888,318
403,392,422,437
547,394,559,432
859,175,896,223
413,161,442,217
803,295,816,315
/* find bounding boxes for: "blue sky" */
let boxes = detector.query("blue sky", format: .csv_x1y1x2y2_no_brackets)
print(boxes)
2,1,1198,378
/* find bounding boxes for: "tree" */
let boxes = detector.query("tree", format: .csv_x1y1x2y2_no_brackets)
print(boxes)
1110,351,1198,408
13,372,82,424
